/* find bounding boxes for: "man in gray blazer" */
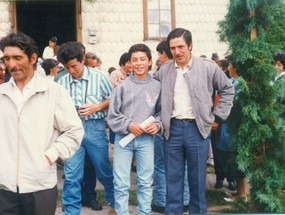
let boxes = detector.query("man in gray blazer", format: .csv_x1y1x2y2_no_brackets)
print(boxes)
154,28,235,214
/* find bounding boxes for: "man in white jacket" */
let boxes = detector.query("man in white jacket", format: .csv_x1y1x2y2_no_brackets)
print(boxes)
0,33,84,215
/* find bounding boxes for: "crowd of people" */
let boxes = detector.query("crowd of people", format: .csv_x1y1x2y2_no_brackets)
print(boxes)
0,28,284,215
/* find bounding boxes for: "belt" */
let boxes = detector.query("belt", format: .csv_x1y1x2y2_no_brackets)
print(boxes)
172,118,195,123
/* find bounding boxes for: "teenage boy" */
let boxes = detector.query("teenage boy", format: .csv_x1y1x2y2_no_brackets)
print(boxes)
108,43,162,214
57,42,115,215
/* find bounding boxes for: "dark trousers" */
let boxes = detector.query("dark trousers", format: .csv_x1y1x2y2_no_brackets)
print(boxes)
0,185,57,215
214,149,236,182
82,152,97,203
164,119,210,214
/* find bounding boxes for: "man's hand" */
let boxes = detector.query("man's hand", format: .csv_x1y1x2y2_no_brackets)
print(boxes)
145,122,159,135
212,122,219,131
45,155,52,166
78,104,101,117
129,122,146,136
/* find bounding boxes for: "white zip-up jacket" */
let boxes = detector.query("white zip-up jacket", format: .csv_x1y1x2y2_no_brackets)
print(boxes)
0,74,84,193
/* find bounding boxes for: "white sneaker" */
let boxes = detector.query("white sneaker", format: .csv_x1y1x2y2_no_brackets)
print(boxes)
207,158,214,166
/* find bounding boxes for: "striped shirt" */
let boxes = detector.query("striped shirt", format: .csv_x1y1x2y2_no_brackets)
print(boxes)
57,66,112,120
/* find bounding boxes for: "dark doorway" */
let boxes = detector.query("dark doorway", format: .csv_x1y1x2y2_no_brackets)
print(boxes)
16,0,77,58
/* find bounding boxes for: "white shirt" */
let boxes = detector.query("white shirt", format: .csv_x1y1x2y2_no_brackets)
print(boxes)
274,71,285,81
42,46,54,59
172,59,195,119
11,72,37,114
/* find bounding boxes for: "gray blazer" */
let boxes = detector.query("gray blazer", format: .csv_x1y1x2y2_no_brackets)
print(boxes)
154,55,235,139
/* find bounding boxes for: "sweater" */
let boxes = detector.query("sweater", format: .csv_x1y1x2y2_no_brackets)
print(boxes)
107,73,161,135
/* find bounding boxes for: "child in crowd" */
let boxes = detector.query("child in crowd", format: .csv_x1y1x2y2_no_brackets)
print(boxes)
107,43,162,214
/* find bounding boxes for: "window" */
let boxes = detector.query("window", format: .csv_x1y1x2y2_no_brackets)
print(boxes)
143,0,175,40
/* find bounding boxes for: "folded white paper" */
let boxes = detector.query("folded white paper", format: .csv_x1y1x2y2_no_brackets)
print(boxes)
119,116,155,147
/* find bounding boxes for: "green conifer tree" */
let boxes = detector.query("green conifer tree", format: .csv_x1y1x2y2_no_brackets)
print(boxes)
218,0,285,212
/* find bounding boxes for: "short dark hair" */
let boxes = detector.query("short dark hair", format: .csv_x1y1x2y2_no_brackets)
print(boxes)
57,42,84,65
50,36,57,43
167,28,192,48
156,41,173,59
0,33,39,64
274,53,285,68
128,44,152,61
108,66,116,74
119,52,130,66
41,59,59,75
217,59,229,71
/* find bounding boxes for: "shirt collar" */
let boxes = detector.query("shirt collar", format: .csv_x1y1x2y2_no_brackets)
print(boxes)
10,71,37,90
175,57,192,70
275,71,285,81
70,66,89,82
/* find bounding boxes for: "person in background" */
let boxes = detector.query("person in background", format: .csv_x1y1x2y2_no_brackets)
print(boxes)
85,52,108,77
0,33,83,215
108,66,116,75
57,42,115,215
85,52,99,68
109,52,133,87
154,28,234,214
223,56,247,202
272,53,285,190
152,40,190,214
108,43,162,215
96,57,102,70
273,53,285,82
42,36,58,59
217,59,231,78
41,58,60,80
212,58,236,191
0,60,5,84
211,52,219,63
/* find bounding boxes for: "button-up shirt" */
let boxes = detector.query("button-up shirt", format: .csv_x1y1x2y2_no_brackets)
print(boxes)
172,59,195,119
57,66,113,120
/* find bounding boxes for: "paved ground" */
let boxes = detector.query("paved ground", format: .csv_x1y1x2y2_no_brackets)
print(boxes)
55,171,221,215
55,144,243,214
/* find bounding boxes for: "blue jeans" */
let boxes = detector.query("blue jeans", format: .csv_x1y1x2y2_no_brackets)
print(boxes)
154,135,190,207
113,134,155,215
62,146,85,215
63,119,114,215
164,119,210,214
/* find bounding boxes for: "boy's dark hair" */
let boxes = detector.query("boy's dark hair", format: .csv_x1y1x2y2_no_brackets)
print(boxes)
167,28,192,48
217,59,229,71
217,59,230,78
128,44,152,61
0,33,39,64
57,42,84,65
156,41,173,59
119,52,130,66
226,55,240,75
108,66,116,74
41,59,59,75
274,53,285,68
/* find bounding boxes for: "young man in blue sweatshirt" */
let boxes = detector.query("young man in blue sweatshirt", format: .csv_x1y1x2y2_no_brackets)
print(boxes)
108,43,162,214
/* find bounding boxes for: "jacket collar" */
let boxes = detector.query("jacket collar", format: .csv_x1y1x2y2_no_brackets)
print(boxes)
0,72,49,98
